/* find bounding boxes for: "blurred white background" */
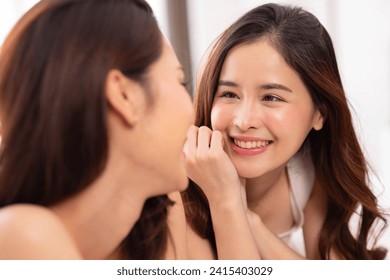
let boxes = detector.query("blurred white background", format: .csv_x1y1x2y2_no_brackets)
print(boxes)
1,0,389,253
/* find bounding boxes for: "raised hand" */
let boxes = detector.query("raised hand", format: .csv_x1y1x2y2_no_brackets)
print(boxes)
184,125,245,206
183,125,260,259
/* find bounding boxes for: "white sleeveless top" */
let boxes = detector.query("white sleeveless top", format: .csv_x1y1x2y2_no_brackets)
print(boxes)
278,151,315,257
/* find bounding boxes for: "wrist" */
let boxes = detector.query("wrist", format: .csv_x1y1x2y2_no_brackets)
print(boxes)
208,198,247,226
208,194,244,211
246,210,263,226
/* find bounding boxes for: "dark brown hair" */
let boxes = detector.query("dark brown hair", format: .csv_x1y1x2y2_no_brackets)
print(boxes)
0,0,169,259
182,3,388,259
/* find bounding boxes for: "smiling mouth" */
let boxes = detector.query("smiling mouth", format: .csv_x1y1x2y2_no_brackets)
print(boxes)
232,138,273,149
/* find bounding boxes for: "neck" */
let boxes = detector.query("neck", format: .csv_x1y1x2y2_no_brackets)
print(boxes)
51,155,150,259
246,165,287,203
246,165,293,234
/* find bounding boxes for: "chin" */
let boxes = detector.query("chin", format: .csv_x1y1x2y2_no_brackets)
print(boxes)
175,175,190,192
235,165,266,179
149,172,188,197
163,173,189,194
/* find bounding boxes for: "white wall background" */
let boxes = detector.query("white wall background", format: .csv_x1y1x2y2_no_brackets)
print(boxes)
1,0,389,253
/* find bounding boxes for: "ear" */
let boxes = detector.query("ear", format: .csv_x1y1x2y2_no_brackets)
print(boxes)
312,109,324,131
105,69,146,126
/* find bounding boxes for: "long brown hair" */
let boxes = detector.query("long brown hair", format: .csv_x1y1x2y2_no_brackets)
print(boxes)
182,3,388,259
0,0,170,259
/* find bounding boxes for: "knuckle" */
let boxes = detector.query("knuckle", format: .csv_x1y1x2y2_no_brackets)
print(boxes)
184,155,196,166
196,153,209,164
208,151,220,162
189,125,199,133
198,126,212,134
212,130,222,138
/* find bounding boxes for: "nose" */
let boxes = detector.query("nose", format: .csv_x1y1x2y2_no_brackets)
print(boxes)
233,99,262,131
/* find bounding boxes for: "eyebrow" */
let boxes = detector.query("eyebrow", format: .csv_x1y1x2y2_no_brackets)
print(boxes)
218,80,292,93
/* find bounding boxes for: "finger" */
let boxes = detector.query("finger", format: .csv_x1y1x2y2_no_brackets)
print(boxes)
209,130,224,152
211,131,233,158
222,131,233,158
197,126,212,156
183,125,198,157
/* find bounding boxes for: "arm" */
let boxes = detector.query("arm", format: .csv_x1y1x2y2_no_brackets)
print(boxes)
246,179,331,260
184,125,260,259
208,196,260,259
246,211,305,259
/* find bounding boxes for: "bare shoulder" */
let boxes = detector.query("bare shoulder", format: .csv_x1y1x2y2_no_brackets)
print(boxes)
0,204,82,259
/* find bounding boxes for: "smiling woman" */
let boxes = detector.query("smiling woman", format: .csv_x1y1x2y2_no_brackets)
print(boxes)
181,3,388,260
211,41,323,179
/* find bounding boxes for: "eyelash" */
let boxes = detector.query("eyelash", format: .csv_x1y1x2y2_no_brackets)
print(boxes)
220,91,239,99
262,95,283,102
219,91,283,102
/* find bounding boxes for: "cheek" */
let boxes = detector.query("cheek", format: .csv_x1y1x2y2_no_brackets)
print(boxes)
176,90,194,126
271,106,315,138
262,109,292,135
163,87,192,128
210,105,231,130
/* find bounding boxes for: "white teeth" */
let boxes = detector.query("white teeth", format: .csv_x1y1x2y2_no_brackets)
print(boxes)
233,139,271,149
251,141,256,148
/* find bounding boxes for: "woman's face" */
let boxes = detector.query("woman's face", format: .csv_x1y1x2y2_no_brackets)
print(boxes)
136,40,193,194
211,40,323,178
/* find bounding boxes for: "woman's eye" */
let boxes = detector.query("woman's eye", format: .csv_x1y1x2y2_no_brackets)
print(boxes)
220,91,239,99
262,95,282,102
